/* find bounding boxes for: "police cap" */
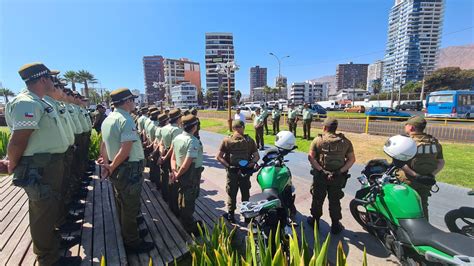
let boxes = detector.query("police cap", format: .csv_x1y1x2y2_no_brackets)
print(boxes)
322,117,338,127
168,109,182,121
18,62,53,83
405,116,427,127
232,119,245,128
110,88,138,104
157,113,169,124
182,114,198,128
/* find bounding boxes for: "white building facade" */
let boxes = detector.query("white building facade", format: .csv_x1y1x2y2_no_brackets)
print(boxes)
383,0,444,91
289,81,327,104
367,60,384,93
171,82,198,109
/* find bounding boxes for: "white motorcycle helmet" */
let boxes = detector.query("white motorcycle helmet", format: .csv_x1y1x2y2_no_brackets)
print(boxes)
383,135,417,162
275,131,296,151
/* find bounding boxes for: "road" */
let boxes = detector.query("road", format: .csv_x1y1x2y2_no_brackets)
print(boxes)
198,130,473,264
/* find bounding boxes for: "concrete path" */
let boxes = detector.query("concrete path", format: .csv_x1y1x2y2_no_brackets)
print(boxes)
197,130,473,265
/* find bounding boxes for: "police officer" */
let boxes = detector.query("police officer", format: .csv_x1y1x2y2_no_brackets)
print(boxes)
159,109,183,214
307,117,355,234
402,116,444,220
93,104,107,133
216,120,260,223
302,103,313,140
190,107,201,139
5,63,81,265
272,103,281,135
287,103,298,136
100,88,154,253
151,113,169,189
137,107,149,140
170,114,204,233
253,108,265,150
145,110,160,184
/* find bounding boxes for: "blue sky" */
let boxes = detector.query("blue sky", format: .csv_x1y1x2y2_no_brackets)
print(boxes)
1,0,473,95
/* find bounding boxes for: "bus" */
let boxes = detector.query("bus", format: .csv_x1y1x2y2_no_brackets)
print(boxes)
425,90,474,119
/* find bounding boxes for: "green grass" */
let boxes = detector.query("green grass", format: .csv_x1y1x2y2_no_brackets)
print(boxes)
326,111,367,119
199,118,474,188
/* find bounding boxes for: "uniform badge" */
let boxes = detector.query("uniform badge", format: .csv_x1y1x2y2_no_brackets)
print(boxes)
24,112,34,118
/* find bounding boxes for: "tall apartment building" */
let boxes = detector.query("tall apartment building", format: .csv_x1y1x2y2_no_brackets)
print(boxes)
143,55,164,104
335,62,369,91
289,81,326,104
250,66,267,91
367,60,384,93
164,58,201,94
205,32,235,106
383,0,444,91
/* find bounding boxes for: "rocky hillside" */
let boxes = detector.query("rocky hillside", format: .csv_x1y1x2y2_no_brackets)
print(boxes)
437,44,474,69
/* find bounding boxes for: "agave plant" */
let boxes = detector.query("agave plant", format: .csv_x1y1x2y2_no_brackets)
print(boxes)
88,131,102,160
0,131,11,158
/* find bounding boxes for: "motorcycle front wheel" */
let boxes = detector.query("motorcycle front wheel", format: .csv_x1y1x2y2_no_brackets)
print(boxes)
350,199,371,230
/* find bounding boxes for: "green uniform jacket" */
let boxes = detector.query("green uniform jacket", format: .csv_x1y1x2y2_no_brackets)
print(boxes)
302,109,312,120
172,131,203,169
161,123,183,150
288,108,297,119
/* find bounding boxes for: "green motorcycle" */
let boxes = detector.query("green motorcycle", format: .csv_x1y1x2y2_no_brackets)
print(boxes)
350,137,474,265
239,146,297,253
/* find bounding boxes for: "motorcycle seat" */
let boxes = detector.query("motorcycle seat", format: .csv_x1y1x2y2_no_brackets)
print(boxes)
249,189,279,203
399,218,474,257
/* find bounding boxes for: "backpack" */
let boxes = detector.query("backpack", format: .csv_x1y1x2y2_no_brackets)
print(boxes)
409,134,440,176
227,134,253,166
318,133,347,171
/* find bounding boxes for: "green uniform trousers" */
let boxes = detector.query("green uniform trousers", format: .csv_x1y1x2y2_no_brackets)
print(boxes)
310,171,345,222
272,117,280,135
303,119,312,140
57,146,74,227
15,153,65,265
288,118,297,136
255,126,264,149
110,161,144,248
226,170,251,212
70,134,83,195
178,164,203,233
263,116,269,135
160,158,170,201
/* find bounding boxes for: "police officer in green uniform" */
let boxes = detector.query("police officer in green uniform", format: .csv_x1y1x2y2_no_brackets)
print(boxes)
137,107,149,141
145,110,160,183
401,116,444,220
307,117,355,234
253,108,265,150
159,110,183,214
45,75,83,240
100,88,154,253
5,63,82,265
170,114,204,233
302,103,313,140
272,103,281,135
216,120,260,223
150,113,169,189
190,107,201,139
287,103,298,136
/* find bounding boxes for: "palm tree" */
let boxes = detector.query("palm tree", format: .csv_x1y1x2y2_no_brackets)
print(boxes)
263,85,272,101
63,71,78,91
76,70,97,98
235,90,242,104
205,89,213,107
0,88,15,103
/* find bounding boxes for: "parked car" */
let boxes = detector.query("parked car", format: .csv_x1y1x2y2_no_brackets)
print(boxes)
239,106,258,119
365,107,412,120
344,105,366,113
295,104,327,118
397,100,423,111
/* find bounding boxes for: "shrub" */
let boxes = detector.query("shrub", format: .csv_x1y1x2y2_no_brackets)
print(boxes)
89,131,102,160
0,131,11,158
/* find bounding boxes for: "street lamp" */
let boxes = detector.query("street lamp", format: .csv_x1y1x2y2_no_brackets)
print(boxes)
216,60,239,132
269,53,290,99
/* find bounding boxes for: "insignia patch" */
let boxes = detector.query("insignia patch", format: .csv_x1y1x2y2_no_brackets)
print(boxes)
24,112,34,118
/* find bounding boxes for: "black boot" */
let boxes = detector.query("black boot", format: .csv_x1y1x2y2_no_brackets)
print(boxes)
331,220,344,234
223,212,236,223
307,216,319,229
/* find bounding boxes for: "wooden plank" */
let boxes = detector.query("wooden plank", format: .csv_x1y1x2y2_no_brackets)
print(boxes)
0,196,29,250
0,191,28,234
107,181,127,264
79,178,96,265
1,207,30,263
141,181,189,257
92,180,106,264
139,185,172,265
101,180,121,265
0,185,18,204
0,186,23,218
20,241,37,266
6,222,33,265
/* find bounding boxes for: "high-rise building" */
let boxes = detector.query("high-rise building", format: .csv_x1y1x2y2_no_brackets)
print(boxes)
164,58,201,95
143,55,165,104
383,0,444,91
290,81,326,104
275,76,288,99
205,32,235,106
250,66,267,90
335,62,369,91
367,60,384,93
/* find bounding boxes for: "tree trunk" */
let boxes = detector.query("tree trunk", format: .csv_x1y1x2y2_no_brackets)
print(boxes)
72,81,76,91
84,80,89,98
